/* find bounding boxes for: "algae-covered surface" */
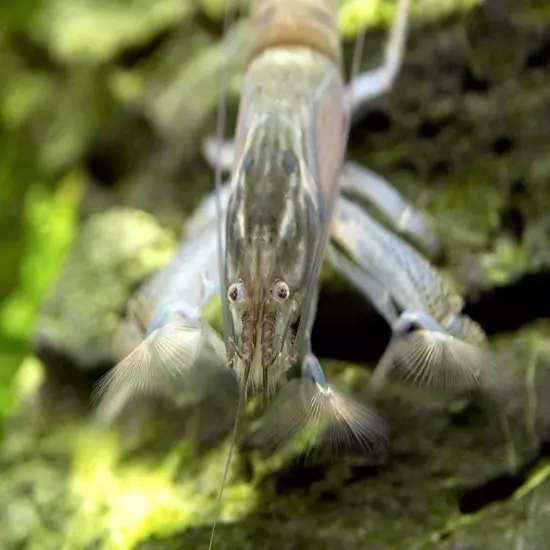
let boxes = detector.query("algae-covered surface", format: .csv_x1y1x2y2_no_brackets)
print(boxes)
4,324,550,550
1,0,550,549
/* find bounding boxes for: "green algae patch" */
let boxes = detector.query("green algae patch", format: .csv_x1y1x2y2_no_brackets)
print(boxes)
1,171,83,342
67,428,256,550
199,0,249,20
0,404,256,550
0,171,82,422
429,180,502,251
33,0,195,65
17,421,256,550
34,208,177,370
480,239,529,286
338,0,483,39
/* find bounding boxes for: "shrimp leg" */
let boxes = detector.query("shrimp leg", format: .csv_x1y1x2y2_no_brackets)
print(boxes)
347,0,410,118
330,195,491,393
326,244,399,326
339,162,441,258
93,212,238,423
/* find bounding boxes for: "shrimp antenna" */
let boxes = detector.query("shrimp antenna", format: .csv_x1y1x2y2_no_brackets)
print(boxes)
207,361,252,550
209,1,239,548
214,0,236,354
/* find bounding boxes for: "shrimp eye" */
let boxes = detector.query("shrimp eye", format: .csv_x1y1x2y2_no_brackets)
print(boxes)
227,283,238,302
274,281,290,301
228,280,244,303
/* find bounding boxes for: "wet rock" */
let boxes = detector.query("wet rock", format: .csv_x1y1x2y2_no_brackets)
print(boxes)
33,209,176,372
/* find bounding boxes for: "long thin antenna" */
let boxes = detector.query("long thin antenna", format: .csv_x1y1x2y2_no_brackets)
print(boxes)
207,365,251,550
214,0,237,353
348,14,367,106
209,1,240,548
207,395,242,550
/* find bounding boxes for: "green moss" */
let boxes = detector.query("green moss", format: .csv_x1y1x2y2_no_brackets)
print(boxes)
338,0,483,38
33,0,195,65
65,428,256,550
429,180,503,251
480,239,529,286
0,411,256,550
34,208,177,370
199,0,249,20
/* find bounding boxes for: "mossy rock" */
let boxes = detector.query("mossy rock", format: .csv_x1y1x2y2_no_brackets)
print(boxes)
3,323,550,549
33,209,176,372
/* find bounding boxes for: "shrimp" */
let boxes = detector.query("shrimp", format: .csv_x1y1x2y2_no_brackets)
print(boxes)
93,0,493,546
219,0,348,398
206,0,491,403
206,1,398,545
93,0,437,446
217,0,393,440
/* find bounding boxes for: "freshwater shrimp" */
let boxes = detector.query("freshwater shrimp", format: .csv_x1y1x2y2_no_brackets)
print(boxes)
215,0,408,463
94,0,441,442
207,0,491,402
206,0,400,545
92,0,493,545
